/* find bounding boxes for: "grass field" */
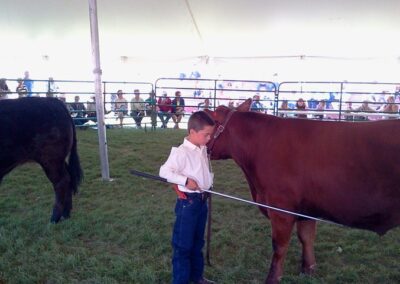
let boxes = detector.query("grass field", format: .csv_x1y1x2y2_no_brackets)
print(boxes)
0,128,399,284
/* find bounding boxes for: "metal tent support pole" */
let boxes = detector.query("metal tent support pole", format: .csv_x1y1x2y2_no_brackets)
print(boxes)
88,0,111,181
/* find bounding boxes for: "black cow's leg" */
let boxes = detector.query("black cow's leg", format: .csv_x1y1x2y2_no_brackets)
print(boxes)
62,166,73,220
296,220,317,275
266,213,295,284
41,161,71,223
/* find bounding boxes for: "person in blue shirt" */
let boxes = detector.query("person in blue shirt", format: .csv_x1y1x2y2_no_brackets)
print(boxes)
23,71,34,97
250,94,264,113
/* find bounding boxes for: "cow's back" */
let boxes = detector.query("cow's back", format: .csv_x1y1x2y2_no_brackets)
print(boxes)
235,114,400,234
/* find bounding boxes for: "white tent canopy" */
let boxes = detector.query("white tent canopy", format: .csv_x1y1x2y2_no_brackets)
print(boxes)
1,0,399,82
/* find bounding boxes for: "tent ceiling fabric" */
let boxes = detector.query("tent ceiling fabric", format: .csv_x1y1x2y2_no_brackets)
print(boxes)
1,0,399,81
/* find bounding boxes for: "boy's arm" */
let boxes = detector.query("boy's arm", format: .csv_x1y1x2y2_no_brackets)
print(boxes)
159,148,187,186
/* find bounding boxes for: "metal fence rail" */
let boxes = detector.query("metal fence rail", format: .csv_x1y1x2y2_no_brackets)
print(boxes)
1,78,399,128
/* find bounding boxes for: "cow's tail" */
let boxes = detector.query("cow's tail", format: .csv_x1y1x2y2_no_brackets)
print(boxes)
67,123,83,194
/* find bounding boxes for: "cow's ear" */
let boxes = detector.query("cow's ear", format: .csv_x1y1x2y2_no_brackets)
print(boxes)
204,109,214,117
204,109,219,120
237,98,252,112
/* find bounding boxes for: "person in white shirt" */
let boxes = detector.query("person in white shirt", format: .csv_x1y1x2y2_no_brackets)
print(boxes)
130,89,145,128
159,111,216,284
114,90,128,127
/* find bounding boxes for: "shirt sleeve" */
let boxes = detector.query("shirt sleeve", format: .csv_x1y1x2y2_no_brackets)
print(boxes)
159,147,188,186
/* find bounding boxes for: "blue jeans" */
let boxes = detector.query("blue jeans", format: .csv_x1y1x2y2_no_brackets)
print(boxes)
172,193,208,284
158,112,171,128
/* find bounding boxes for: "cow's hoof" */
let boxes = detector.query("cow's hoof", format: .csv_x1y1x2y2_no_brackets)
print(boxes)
301,264,316,275
62,211,71,219
50,218,59,224
50,214,61,224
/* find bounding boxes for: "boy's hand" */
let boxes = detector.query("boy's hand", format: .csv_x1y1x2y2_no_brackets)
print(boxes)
186,178,199,191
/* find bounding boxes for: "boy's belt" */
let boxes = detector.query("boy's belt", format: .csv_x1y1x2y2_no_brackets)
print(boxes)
185,192,209,202
172,184,209,201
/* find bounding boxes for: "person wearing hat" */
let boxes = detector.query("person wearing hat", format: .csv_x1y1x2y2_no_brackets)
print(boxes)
157,91,172,128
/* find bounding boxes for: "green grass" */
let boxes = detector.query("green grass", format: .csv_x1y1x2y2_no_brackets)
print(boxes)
0,128,399,283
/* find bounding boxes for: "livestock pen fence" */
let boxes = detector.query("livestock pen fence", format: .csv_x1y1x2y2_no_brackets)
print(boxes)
3,78,154,128
277,81,400,121
2,78,400,127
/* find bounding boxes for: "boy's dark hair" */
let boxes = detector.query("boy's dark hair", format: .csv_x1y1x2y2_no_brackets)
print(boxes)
188,111,215,132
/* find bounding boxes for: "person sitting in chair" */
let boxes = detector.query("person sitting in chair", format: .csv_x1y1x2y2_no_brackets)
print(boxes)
171,91,185,129
70,95,87,126
157,91,172,128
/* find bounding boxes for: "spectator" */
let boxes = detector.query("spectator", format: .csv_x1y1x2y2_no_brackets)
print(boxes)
130,89,145,129
250,94,264,112
295,98,307,118
145,91,157,129
198,98,211,111
394,85,400,101
373,91,387,110
326,92,337,109
278,100,289,118
58,94,73,113
23,71,34,97
171,91,185,129
307,97,318,109
47,77,59,97
344,102,354,121
314,100,326,120
16,78,28,98
70,95,87,126
158,92,172,128
381,96,398,119
228,100,235,109
0,78,11,100
86,96,97,123
115,90,128,128
354,101,375,121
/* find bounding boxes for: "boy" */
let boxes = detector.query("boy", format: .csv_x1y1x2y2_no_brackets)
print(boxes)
160,111,215,284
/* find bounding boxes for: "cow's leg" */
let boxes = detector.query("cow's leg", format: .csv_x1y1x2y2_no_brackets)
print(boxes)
296,220,317,274
61,163,73,220
41,161,71,223
266,213,295,284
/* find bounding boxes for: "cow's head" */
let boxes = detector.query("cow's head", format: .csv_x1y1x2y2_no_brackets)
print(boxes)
205,99,252,160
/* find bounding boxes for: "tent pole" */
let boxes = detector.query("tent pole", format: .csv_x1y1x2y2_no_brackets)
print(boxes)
88,0,111,181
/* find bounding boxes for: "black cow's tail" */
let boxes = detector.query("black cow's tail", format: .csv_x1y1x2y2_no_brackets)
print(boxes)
67,123,83,194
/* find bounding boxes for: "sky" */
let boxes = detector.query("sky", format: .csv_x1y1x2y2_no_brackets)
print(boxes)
1,0,399,83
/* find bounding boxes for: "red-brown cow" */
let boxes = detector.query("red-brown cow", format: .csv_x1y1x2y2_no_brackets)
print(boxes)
205,99,400,283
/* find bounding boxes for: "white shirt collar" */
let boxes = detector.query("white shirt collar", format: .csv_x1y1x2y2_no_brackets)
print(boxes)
183,137,205,152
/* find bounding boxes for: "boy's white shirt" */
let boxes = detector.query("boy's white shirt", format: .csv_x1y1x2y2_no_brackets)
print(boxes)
159,138,214,193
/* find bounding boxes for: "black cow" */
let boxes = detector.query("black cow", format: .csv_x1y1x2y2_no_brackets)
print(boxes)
0,97,83,223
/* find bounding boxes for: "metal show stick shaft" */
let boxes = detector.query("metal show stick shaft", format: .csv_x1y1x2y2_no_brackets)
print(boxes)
129,169,339,225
